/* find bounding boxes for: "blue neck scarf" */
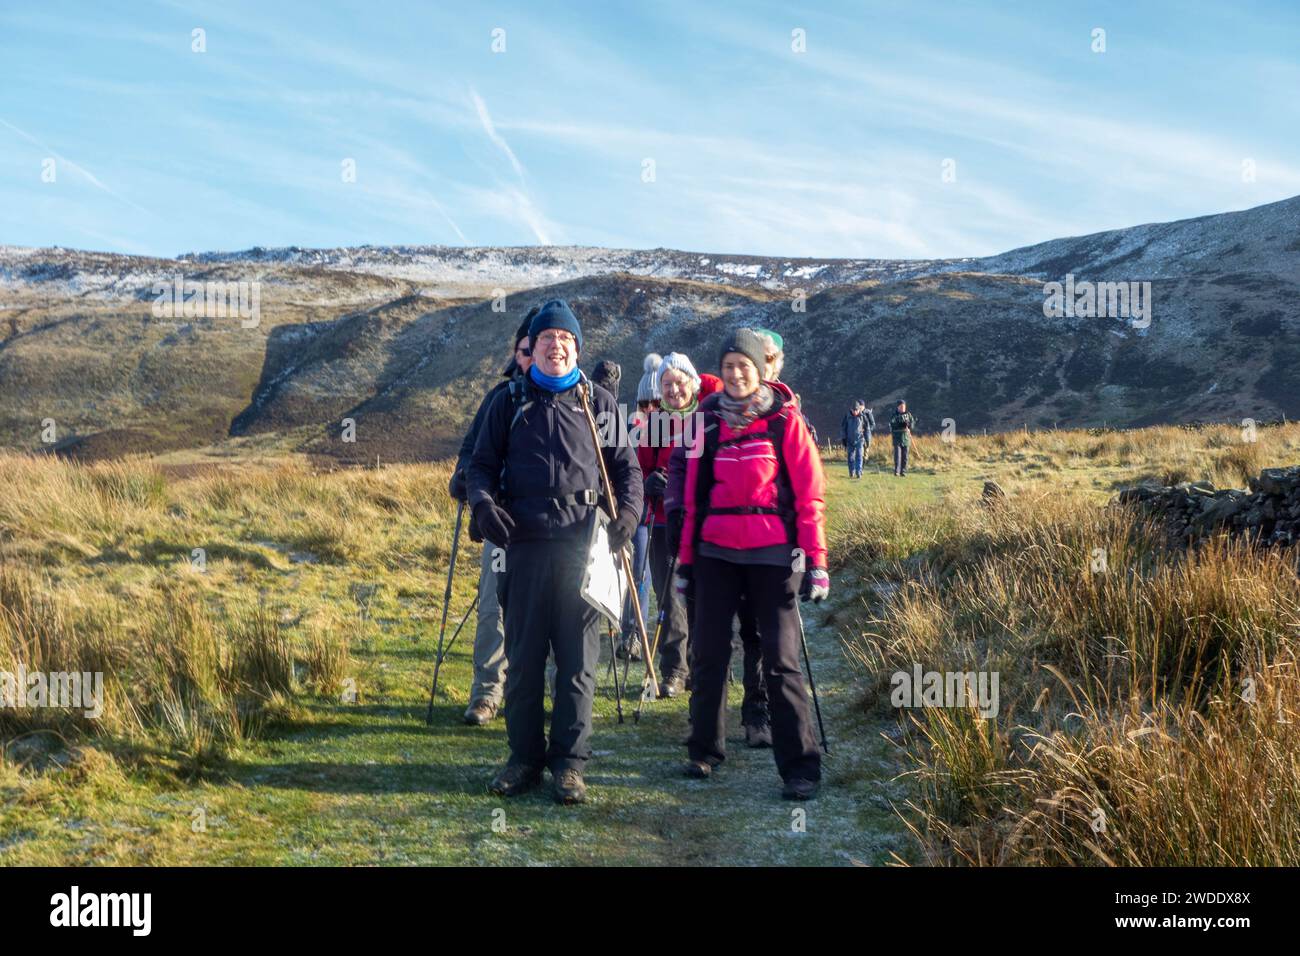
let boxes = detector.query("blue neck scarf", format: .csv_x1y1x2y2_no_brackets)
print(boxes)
530,364,581,392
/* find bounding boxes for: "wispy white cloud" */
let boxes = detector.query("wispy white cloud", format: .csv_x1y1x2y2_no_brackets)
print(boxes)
470,89,525,180
465,88,560,244
0,116,155,219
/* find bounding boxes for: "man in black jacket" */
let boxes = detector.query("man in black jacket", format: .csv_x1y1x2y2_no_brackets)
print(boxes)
448,311,536,726
467,299,643,804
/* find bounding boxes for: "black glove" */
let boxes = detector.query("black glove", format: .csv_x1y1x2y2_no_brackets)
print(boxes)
448,469,468,502
472,500,515,548
644,468,668,499
666,508,684,555
606,507,639,553
467,509,484,544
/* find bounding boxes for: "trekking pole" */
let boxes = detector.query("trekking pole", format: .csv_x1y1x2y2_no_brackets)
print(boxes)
607,623,625,723
634,550,678,722
436,592,478,664
645,551,677,664
425,499,465,724
633,526,660,718
795,605,830,754
424,591,479,723
577,383,660,697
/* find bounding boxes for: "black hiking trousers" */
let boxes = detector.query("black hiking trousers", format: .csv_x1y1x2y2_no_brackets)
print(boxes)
736,598,769,725
498,538,601,775
649,525,691,679
687,557,821,782
681,567,768,719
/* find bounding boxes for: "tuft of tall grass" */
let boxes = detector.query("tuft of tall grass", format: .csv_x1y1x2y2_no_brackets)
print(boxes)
0,567,335,767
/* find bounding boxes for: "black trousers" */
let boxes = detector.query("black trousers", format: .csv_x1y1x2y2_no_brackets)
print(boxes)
688,557,821,782
649,525,690,679
498,538,601,774
736,597,768,725
682,571,768,720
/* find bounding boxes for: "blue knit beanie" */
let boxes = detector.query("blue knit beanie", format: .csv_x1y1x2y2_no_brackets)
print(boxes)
528,299,583,353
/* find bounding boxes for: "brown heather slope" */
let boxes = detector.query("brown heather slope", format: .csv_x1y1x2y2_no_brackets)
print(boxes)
1,194,1297,460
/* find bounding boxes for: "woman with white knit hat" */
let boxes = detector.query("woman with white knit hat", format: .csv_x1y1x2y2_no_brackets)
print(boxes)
642,352,704,695
619,353,662,659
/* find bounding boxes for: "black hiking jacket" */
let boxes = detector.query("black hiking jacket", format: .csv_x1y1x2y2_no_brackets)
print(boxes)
467,374,643,545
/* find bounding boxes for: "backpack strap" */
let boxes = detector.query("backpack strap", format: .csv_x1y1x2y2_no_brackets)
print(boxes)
507,375,532,434
690,411,721,555
500,372,608,513
691,403,797,552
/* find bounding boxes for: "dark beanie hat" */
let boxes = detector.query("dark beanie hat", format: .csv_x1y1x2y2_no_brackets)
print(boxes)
592,359,621,397
515,307,538,348
718,327,768,374
528,299,583,353
502,307,539,376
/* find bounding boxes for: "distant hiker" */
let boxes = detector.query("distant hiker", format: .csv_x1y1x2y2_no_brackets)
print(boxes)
448,309,536,726
640,352,702,697
890,400,916,477
467,299,643,805
592,359,622,402
618,353,662,660
841,399,874,479
677,328,828,801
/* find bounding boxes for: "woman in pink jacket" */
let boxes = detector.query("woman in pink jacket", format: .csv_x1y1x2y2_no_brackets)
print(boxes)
676,328,829,800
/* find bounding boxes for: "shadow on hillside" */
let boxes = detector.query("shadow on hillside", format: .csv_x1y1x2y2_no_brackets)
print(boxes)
225,274,781,465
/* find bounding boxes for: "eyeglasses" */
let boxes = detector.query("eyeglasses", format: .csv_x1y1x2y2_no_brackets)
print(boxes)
516,346,532,357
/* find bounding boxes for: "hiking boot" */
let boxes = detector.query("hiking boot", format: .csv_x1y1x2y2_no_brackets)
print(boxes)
659,672,687,699
782,777,819,801
463,699,498,726
616,637,642,661
488,763,542,797
683,759,713,779
744,721,773,748
552,768,587,805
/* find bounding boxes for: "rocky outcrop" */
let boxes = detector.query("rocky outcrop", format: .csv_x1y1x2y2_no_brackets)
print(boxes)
1116,466,1300,547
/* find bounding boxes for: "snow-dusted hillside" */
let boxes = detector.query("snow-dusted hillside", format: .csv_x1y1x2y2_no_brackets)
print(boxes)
2,195,1297,460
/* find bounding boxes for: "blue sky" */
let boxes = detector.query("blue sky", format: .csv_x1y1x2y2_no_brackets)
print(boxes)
2,0,1297,259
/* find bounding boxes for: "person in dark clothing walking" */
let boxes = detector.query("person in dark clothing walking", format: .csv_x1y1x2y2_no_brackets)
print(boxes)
467,299,643,805
676,328,829,801
448,311,536,725
890,400,916,477
841,400,873,479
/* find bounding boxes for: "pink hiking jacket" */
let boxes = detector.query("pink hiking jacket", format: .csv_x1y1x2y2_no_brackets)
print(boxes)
679,382,826,569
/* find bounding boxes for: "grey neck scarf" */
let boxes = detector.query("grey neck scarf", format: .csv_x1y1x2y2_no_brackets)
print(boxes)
716,383,774,430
